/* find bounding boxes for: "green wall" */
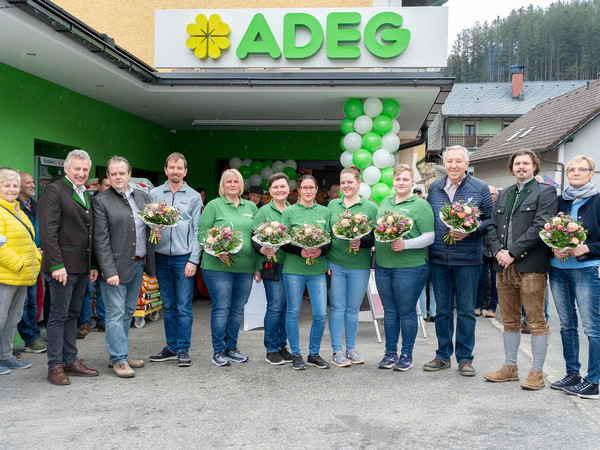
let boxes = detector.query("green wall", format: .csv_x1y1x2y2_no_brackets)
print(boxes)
447,119,464,135
174,130,341,198
0,62,343,197
0,62,173,175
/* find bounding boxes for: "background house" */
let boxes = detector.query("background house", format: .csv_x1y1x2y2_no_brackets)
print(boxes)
470,79,600,190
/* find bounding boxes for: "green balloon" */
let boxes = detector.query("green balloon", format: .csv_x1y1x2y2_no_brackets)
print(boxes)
382,99,401,118
380,167,394,187
371,182,391,203
263,160,273,168
340,136,346,151
283,167,297,181
340,118,355,135
362,132,382,151
250,160,263,174
344,98,364,120
373,115,393,135
352,149,372,170
239,165,251,179
261,179,269,190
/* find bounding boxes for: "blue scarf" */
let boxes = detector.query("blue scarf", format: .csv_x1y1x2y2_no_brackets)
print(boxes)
562,182,599,204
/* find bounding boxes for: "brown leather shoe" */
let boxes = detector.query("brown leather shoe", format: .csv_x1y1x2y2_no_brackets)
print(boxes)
78,324,90,336
108,358,145,369
63,360,99,377
484,364,519,382
521,369,545,390
47,365,70,386
113,362,135,378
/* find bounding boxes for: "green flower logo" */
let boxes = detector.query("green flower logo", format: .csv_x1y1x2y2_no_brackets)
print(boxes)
186,14,231,60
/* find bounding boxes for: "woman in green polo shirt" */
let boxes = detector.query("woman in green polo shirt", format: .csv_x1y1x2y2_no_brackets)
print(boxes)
374,164,434,372
281,174,331,370
251,172,293,366
198,169,259,367
327,166,378,367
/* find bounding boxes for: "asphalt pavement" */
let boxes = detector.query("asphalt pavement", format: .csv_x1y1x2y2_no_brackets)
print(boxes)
1,297,599,449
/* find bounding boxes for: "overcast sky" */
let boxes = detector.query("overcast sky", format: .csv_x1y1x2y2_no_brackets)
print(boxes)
445,0,561,52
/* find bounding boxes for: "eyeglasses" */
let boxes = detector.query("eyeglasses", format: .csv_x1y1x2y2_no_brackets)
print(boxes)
567,167,593,174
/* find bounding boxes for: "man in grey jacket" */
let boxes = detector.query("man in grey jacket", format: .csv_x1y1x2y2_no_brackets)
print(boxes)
93,156,155,378
149,153,202,367
484,149,557,390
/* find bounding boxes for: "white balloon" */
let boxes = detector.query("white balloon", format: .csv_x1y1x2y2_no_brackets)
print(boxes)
242,159,252,167
363,97,383,118
343,132,362,152
387,152,397,167
382,132,400,153
272,160,285,172
373,149,391,169
353,115,373,134
288,180,297,190
392,119,400,135
340,150,354,168
243,179,251,191
260,167,273,180
250,174,262,186
284,159,297,170
362,166,381,186
358,183,371,199
229,157,242,169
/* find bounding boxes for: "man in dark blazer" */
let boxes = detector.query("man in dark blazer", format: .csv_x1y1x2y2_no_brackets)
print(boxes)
38,150,99,385
93,156,155,378
484,148,557,391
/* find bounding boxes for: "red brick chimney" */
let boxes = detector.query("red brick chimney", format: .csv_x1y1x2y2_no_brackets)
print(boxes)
511,65,524,99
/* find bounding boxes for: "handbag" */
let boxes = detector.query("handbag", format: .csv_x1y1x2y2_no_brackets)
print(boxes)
261,260,279,281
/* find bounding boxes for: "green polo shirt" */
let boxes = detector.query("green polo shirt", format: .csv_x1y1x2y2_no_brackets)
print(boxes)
281,202,331,275
198,196,258,273
327,196,378,270
252,200,290,267
374,194,434,269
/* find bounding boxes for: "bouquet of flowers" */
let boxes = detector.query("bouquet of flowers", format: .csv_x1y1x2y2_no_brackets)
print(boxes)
374,211,413,244
332,210,373,254
252,220,290,262
439,198,481,245
540,212,588,260
138,200,181,244
289,223,331,265
201,225,244,268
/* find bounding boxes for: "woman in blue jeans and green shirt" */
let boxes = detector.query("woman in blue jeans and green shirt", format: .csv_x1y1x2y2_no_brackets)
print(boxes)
327,166,377,367
374,164,434,371
281,174,331,370
549,155,600,399
199,169,260,367
251,172,294,365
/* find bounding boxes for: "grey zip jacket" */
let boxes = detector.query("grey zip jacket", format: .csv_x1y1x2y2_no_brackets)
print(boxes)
149,181,203,264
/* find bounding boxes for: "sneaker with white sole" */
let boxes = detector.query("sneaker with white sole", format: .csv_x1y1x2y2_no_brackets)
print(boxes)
23,338,47,353
212,352,231,367
279,347,294,363
150,347,178,362
562,379,599,399
0,358,31,370
177,351,191,367
378,352,398,369
393,354,414,372
345,349,365,364
0,365,10,375
266,352,285,365
225,348,248,363
307,354,330,369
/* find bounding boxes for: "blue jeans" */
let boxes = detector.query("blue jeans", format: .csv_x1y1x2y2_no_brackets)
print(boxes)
430,263,480,363
419,280,436,319
263,265,288,353
476,257,498,311
328,261,370,353
80,279,105,327
203,269,253,353
99,260,144,364
375,263,429,356
155,254,195,353
283,273,327,356
550,266,600,384
17,282,40,345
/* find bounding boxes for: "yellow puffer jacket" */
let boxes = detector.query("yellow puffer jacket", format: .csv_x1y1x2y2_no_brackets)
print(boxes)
0,198,41,286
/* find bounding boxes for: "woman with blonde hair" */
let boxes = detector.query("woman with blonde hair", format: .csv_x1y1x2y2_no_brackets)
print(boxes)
198,169,260,367
0,168,41,375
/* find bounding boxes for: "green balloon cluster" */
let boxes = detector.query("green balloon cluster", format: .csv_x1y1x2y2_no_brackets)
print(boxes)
250,160,263,174
229,158,298,188
283,167,297,180
239,165,251,179
340,97,402,203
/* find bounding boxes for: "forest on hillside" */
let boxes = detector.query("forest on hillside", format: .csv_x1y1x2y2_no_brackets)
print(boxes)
445,0,600,82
